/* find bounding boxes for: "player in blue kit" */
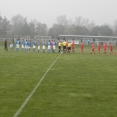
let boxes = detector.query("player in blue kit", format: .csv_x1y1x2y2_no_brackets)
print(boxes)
16,37,20,51
47,40,51,53
42,40,45,53
22,39,25,51
53,40,56,52
27,40,29,52
25,40,28,52
33,39,36,52
10,43,14,51
38,41,40,52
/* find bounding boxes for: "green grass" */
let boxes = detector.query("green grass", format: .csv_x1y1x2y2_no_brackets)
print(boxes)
0,45,117,117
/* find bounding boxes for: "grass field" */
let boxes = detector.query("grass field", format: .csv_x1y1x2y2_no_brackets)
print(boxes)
0,45,117,117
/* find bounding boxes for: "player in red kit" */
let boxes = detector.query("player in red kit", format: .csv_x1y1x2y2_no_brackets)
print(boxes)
72,40,75,53
109,43,114,55
97,42,100,54
90,43,95,54
80,41,84,54
103,43,107,54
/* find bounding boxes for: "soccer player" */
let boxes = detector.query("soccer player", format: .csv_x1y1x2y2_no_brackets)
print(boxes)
53,40,56,52
16,37,20,51
38,41,40,52
109,42,114,55
4,38,8,51
47,40,51,52
97,42,100,54
42,40,46,53
80,41,84,54
103,42,107,54
25,40,28,52
90,43,95,54
62,40,67,53
68,42,71,53
10,43,14,51
72,40,75,53
58,40,62,53
27,40,29,52
22,39,25,51
51,40,54,53
33,39,36,52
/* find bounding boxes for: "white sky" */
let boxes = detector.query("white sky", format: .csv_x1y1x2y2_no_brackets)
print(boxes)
0,0,117,27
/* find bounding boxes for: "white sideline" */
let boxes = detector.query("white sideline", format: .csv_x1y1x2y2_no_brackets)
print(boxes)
13,54,61,117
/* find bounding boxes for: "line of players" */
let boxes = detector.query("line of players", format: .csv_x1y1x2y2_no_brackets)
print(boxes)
9,38,76,53
90,42,114,55
4,37,116,55
10,38,57,53
57,39,115,55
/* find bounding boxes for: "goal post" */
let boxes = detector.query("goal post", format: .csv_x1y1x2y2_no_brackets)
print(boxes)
34,35,51,43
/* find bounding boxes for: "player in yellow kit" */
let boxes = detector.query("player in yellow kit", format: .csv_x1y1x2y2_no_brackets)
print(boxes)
68,42,71,53
62,40,67,53
58,41,62,53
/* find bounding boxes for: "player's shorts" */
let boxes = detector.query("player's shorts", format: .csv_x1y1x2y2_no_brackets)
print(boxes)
59,46,61,50
68,47,71,50
81,48,83,51
48,45,50,49
92,48,94,51
38,46,40,49
33,45,36,48
98,49,100,52
25,45,27,49
16,44,19,48
10,45,14,49
104,48,106,51
63,46,66,49
22,45,24,48
43,45,45,49
53,45,55,50
51,46,53,49
110,48,113,51
72,46,75,49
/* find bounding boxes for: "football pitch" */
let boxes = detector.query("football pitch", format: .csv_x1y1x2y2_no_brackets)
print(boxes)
0,45,117,117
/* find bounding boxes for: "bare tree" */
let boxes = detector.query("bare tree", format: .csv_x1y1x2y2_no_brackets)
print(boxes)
56,15,68,26
87,20,95,31
74,16,85,26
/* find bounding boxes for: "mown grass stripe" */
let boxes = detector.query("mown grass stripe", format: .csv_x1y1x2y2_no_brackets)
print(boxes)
13,54,61,117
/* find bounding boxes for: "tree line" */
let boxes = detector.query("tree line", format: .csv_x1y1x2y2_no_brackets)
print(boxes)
0,14,117,38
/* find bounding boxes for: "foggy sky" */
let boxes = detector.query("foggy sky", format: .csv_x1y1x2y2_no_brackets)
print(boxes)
0,0,117,27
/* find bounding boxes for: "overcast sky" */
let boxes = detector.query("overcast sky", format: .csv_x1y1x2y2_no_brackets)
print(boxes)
0,0,117,27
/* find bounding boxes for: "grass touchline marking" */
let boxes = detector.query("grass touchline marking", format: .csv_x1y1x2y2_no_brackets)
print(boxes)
13,54,61,117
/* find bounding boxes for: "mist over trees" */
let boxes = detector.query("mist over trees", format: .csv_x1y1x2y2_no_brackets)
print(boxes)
0,14,116,38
